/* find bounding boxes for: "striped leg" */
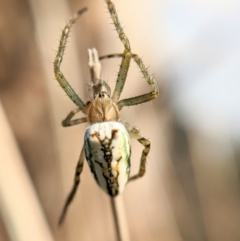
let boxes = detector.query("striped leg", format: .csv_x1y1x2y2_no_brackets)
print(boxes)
62,107,87,127
105,0,132,103
123,123,151,181
54,8,88,113
129,137,150,181
58,147,85,225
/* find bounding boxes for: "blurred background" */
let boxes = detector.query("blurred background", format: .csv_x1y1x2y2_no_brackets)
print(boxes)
0,0,240,241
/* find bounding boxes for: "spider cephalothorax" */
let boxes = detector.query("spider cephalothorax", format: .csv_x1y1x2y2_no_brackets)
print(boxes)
87,91,120,124
54,0,159,225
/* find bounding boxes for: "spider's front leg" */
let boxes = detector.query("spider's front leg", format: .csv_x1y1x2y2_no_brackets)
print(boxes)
123,123,151,181
117,54,159,110
105,0,132,103
98,53,159,109
105,0,159,109
58,147,85,225
53,8,88,113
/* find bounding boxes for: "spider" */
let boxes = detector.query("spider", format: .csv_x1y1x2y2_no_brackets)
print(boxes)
54,0,159,225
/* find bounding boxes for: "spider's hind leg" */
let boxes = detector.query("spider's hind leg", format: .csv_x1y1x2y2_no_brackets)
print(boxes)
123,122,151,182
58,146,85,225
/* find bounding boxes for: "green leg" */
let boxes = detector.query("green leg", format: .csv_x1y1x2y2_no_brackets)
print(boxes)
117,54,159,110
54,8,87,113
105,0,132,103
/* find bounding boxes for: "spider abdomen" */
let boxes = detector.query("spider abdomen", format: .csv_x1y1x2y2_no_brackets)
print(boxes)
84,121,131,196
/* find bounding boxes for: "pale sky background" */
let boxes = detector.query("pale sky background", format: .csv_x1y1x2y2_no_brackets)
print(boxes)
151,0,240,141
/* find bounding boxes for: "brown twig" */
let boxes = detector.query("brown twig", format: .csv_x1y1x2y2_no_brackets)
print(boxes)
110,196,131,241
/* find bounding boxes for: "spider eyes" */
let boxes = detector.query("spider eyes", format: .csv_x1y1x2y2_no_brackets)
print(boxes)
95,91,110,99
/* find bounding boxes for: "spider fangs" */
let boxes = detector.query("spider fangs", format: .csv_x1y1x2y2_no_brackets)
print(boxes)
54,0,159,224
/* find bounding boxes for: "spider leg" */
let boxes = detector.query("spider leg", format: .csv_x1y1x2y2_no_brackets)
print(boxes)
105,0,132,103
62,107,87,127
117,54,159,110
54,8,87,113
58,146,85,225
99,53,124,60
102,81,111,96
99,53,158,107
123,122,150,182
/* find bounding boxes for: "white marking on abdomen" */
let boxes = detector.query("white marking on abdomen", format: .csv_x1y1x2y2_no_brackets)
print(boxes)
84,121,131,196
